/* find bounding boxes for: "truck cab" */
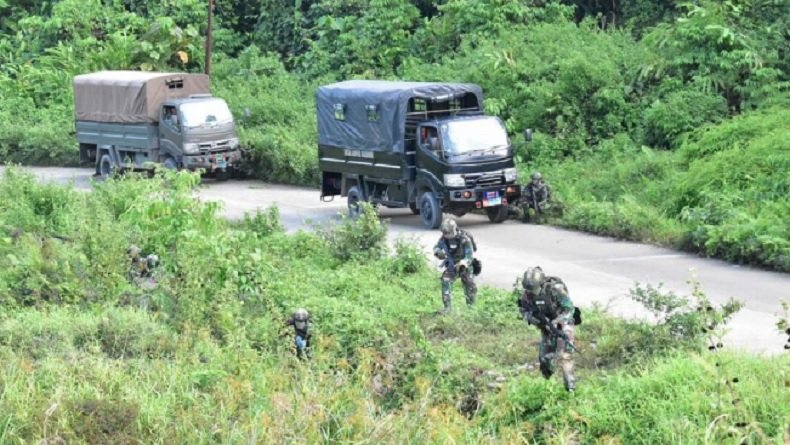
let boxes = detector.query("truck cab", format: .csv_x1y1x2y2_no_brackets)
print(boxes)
158,96,240,173
316,80,521,229
413,115,519,222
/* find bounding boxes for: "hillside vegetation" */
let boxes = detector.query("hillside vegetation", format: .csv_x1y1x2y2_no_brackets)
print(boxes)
0,168,788,443
0,1,788,257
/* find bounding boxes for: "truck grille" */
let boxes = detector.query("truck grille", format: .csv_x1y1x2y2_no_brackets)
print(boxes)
464,172,503,188
198,140,230,152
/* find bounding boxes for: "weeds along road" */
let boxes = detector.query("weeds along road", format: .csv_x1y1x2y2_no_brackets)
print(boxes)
10,166,790,355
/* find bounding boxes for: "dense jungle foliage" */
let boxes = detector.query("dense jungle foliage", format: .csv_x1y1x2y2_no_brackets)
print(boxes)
0,168,787,443
0,0,788,270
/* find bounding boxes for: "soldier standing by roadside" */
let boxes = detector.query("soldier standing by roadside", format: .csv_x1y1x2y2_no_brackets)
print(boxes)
518,266,579,392
433,218,478,314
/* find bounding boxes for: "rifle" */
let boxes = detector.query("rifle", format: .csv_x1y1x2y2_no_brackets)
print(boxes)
524,298,580,353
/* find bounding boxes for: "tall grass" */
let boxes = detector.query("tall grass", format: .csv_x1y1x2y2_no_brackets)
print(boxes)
0,169,787,443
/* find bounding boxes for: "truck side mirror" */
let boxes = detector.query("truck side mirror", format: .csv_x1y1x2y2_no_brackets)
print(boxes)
523,129,533,142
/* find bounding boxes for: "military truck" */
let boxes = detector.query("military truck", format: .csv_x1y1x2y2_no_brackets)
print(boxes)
74,71,242,179
317,80,521,228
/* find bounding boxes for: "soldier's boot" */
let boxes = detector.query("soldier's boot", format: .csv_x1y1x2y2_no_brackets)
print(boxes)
521,206,531,223
440,292,452,314
464,283,477,306
558,351,575,391
539,356,554,379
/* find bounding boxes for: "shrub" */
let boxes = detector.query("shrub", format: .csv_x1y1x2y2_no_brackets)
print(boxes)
319,203,388,262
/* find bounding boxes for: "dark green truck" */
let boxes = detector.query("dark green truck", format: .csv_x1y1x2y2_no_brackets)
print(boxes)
317,80,522,228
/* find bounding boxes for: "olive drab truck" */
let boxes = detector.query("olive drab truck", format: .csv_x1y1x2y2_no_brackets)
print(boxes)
74,71,242,179
317,80,522,229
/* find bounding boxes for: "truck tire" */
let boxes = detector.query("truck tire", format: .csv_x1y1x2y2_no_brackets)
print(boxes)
347,186,363,218
409,201,420,215
99,154,115,179
419,191,442,229
163,157,178,170
486,204,509,223
215,170,230,181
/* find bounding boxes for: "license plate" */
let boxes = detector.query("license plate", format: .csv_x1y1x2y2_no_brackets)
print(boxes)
483,191,501,207
216,159,227,169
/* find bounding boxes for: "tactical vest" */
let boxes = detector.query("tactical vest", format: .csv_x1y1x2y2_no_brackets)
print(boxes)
443,234,472,261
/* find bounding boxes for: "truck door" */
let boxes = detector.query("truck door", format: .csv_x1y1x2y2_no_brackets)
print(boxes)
415,124,445,185
160,105,183,162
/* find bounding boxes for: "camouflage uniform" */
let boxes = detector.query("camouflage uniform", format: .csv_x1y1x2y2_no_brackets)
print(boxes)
128,244,159,288
433,218,477,313
521,172,551,222
518,266,576,391
286,308,312,359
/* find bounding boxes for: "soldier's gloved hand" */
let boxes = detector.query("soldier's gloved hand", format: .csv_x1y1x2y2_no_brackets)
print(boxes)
526,314,540,326
433,248,446,259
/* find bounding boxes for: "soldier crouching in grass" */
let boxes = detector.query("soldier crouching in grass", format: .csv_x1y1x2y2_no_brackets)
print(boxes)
286,308,312,359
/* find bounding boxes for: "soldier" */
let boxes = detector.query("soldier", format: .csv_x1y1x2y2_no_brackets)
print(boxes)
521,171,551,223
128,244,159,279
433,218,477,314
518,266,578,392
286,308,312,359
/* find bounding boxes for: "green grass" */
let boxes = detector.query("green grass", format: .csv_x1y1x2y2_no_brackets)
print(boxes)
0,169,788,443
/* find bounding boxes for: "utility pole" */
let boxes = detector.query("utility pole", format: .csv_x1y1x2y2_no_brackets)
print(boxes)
205,0,213,75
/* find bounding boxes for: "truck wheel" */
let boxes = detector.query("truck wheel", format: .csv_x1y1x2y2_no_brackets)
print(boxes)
347,186,363,218
99,154,115,179
409,201,420,215
163,157,178,170
486,204,509,223
215,170,230,181
419,192,442,229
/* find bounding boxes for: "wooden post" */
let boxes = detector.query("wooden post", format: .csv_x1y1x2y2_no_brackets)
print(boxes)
205,0,213,75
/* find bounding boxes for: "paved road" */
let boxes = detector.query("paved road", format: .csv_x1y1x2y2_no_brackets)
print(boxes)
6,166,789,354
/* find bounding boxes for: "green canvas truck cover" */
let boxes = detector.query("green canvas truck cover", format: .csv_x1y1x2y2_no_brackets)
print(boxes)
316,80,484,153
73,71,210,123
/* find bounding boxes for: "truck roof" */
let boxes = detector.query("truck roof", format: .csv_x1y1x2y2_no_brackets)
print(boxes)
316,80,485,153
74,71,210,123
319,80,483,98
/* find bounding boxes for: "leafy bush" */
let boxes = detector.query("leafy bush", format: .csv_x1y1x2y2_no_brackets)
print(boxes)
641,87,728,149
319,203,388,262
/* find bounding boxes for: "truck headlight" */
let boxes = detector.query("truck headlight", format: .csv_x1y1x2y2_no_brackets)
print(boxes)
504,168,518,182
443,174,466,188
229,137,240,149
183,143,199,154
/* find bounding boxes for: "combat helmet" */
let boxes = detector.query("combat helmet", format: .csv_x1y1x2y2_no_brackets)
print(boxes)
522,266,545,292
531,171,542,181
293,308,310,330
440,218,459,239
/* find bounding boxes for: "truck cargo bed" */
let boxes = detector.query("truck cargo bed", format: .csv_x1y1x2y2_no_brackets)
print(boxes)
76,121,159,150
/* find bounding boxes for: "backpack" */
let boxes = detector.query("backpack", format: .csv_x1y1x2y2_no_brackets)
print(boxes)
459,229,477,251
459,229,482,275
540,276,582,324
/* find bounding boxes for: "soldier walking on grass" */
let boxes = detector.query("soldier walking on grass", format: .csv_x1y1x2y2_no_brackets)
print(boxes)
518,266,579,392
433,218,478,314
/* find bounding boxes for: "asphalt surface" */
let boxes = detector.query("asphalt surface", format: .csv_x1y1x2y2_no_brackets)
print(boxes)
5,166,789,355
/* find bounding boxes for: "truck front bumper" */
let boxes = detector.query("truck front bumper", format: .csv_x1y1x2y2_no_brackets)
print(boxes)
183,149,243,171
445,184,521,208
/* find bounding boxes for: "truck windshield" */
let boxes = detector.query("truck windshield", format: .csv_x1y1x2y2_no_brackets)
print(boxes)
441,117,509,157
180,100,233,128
